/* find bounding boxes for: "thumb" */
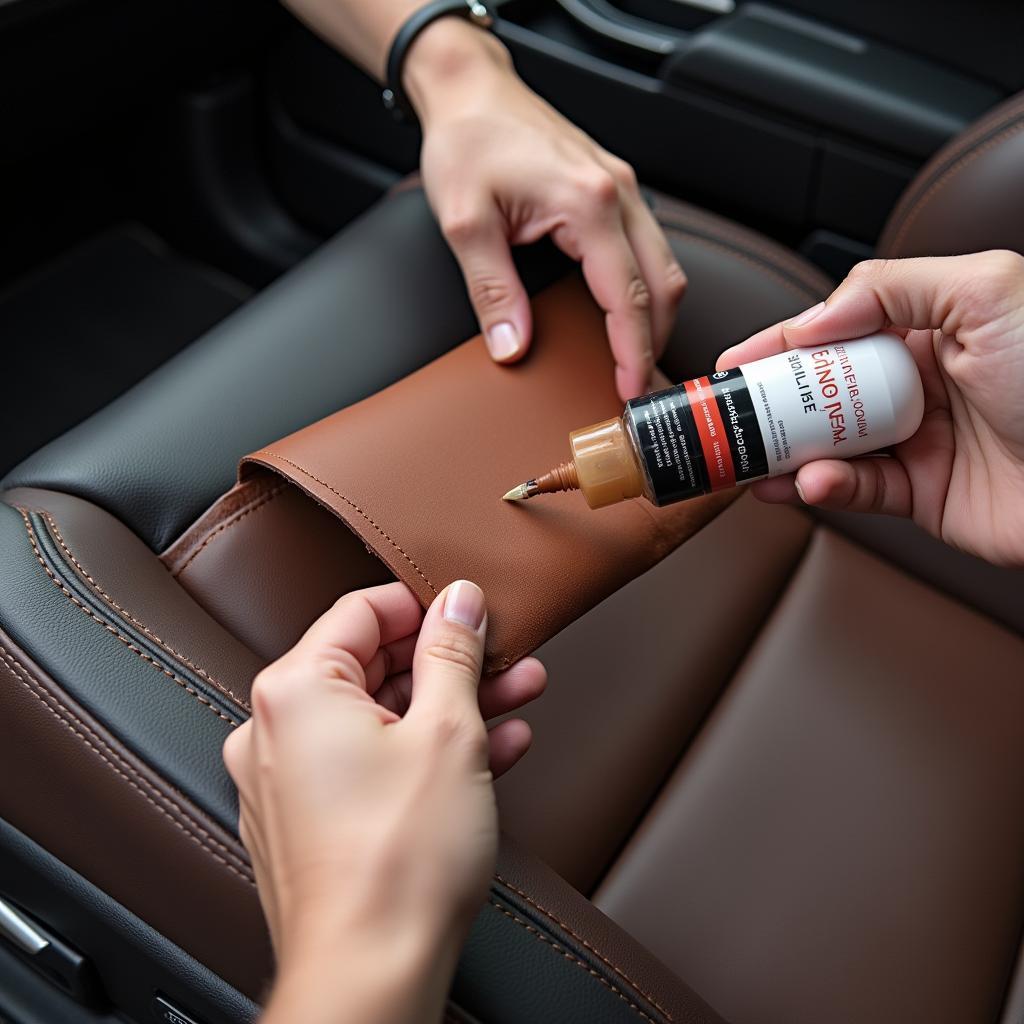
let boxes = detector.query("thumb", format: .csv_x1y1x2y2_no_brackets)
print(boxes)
782,254,992,347
407,580,488,734
442,210,533,364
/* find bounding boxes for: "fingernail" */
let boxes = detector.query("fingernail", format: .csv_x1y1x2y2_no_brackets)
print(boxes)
485,321,521,361
444,580,486,630
794,479,808,504
784,301,825,328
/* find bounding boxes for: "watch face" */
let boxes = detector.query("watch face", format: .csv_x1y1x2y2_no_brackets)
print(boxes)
467,1,494,27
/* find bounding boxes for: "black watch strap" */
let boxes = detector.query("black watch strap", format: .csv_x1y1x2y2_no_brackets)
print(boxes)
383,0,495,121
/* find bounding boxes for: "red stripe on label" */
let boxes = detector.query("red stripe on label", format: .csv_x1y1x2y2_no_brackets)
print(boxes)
684,376,736,490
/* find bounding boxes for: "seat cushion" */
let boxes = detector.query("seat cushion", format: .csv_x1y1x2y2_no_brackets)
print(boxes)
593,528,1024,1024
4,181,1022,1024
1,190,568,552
0,225,251,478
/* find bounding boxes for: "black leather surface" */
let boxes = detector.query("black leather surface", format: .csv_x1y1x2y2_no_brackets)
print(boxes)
2,189,567,553
455,893,670,1024
0,815,257,1024
0,224,250,479
0,502,239,831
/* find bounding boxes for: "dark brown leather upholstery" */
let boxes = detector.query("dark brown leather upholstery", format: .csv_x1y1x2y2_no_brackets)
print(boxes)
492,105,1024,1023
593,527,1024,1024
2,83,1024,1024
162,475,392,662
496,496,813,891
0,627,270,999
878,90,1024,259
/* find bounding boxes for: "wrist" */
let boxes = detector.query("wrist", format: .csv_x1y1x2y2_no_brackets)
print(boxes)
268,919,461,1024
402,16,513,125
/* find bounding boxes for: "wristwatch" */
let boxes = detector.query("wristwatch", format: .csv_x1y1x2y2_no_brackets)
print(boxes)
383,0,495,121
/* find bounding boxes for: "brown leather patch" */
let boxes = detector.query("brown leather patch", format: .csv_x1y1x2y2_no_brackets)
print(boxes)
240,276,735,673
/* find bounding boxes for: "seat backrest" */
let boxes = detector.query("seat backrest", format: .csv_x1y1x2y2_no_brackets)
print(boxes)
878,91,1024,259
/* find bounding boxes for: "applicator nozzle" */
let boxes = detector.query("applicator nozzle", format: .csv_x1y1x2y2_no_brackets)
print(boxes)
501,462,579,503
502,480,541,502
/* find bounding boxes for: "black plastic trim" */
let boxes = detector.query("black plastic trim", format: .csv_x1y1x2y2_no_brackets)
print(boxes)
0,816,257,1024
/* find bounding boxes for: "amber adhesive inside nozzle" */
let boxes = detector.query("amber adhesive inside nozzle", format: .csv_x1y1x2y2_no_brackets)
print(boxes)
504,416,647,509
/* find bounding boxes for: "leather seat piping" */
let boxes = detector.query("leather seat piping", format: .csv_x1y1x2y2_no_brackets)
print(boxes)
494,872,674,1019
486,897,663,1023
0,637,254,885
37,509,252,712
878,91,1024,258
15,506,247,726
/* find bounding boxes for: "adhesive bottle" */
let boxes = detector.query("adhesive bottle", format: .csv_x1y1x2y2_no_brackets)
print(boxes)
503,334,924,509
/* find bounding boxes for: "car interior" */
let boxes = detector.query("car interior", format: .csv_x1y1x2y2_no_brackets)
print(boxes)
1,1,1024,1022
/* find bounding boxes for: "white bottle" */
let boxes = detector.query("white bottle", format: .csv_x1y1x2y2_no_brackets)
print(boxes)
509,334,926,509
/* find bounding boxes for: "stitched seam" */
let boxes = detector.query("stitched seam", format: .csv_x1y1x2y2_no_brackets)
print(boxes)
494,874,673,1020
16,509,240,728
488,901,658,1024
174,483,290,578
879,100,1024,251
659,224,826,303
0,643,254,885
40,511,251,712
257,452,438,595
887,118,1024,256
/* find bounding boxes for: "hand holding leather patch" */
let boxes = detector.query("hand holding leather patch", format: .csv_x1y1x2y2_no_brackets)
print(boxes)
239,276,735,672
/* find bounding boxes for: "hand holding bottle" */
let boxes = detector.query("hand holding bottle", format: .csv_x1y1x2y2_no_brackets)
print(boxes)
718,251,1024,567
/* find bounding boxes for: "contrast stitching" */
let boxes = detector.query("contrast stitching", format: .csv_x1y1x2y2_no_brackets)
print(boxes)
16,509,240,728
879,97,1024,253
174,483,290,578
658,223,825,303
0,643,254,885
495,874,673,1021
257,452,438,595
40,511,251,712
488,901,658,1024
886,118,1024,256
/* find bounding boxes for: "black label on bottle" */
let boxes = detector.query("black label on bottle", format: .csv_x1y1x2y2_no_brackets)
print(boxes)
626,368,769,506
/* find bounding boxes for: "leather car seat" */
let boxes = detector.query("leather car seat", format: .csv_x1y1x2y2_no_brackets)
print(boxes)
1,91,1023,1024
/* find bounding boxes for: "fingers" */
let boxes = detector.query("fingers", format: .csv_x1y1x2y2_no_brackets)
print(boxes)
440,207,533,365
577,217,656,401
717,321,789,370
752,458,914,517
796,458,913,517
616,183,686,361
479,657,546,720
487,718,533,778
781,252,1024,349
376,656,547,720
407,580,488,742
284,582,423,691
363,633,418,696
747,473,801,505
716,253,994,374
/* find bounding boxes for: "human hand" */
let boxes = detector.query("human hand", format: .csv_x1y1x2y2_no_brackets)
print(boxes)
405,18,686,401
717,251,1024,567
224,581,545,1024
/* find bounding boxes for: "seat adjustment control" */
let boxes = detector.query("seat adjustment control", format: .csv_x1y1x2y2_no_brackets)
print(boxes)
154,993,207,1024
0,894,49,954
0,893,102,1004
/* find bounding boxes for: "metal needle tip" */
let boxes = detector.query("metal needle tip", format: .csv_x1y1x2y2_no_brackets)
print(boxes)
502,480,539,502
